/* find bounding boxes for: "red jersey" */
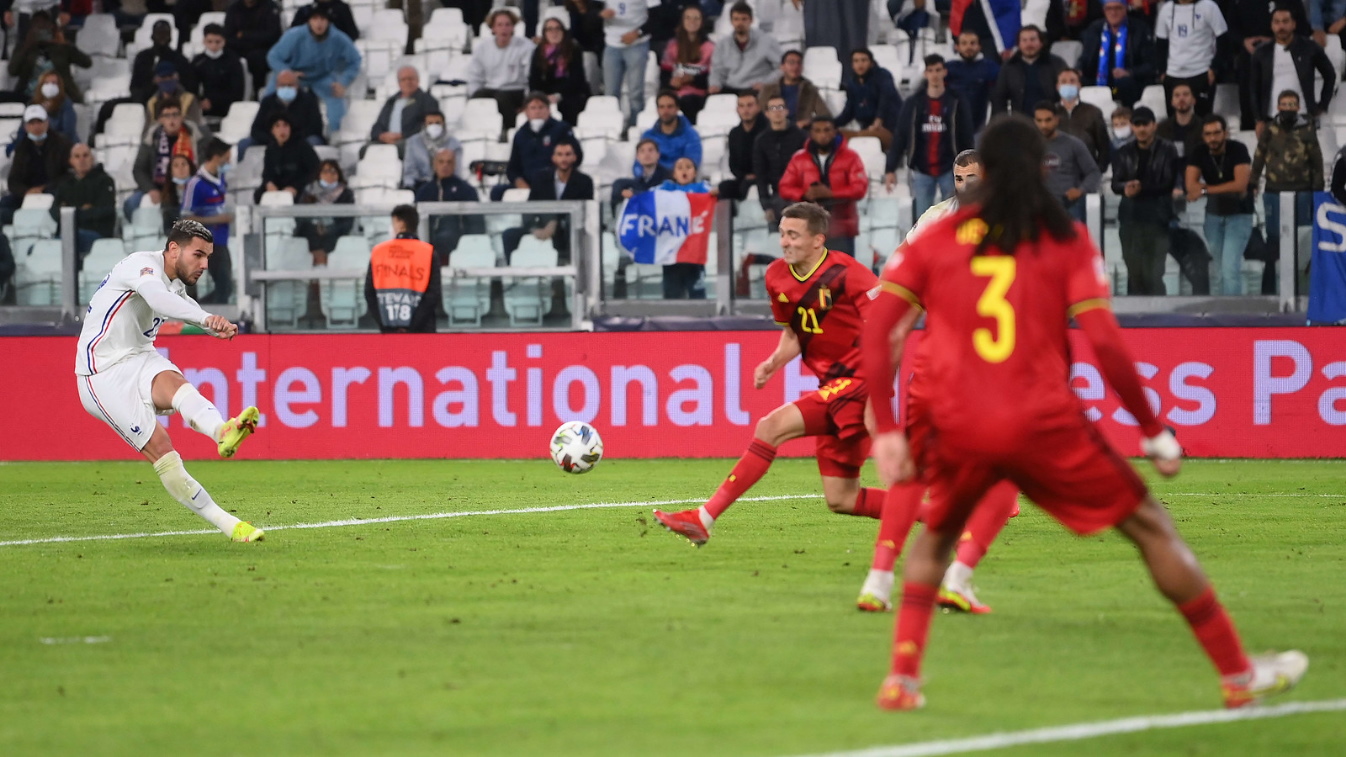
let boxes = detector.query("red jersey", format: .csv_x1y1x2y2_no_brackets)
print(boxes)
881,208,1111,446
766,250,879,383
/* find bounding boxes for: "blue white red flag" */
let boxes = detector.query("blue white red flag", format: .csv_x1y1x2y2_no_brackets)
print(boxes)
617,190,716,266
1309,191,1346,324
950,0,1021,54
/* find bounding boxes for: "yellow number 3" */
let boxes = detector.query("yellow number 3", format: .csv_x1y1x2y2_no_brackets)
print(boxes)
970,257,1016,363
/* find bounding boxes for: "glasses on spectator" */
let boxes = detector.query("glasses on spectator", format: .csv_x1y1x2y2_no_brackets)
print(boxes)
766,105,787,111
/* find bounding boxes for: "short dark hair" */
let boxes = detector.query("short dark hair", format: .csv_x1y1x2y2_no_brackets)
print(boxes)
269,111,293,129
1203,113,1228,131
202,137,231,162
1277,89,1301,105
850,47,874,63
524,91,551,109
737,89,758,101
203,23,225,37
166,219,213,250
307,3,330,20
1169,82,1193,97
318,158,344,184
1111,105,1133,121
954,149,980,167
810,115,837,128
781,202,830,236
656,89,679,106
1018,24,1043,42
423,109,445,122
486,8,518,26
1057,67,1081,81
923,53,945,68
729,1,753,19
635,138,659,153
781,49,803,64
1270,3,1297,19
1033,100,1059,115
155,98,182,118
391,204,418,231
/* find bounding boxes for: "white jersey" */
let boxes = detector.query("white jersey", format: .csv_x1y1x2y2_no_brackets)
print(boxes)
75,250,212,376
884,196,961,273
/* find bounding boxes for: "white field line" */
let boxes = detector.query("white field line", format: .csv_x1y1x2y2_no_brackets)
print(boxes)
791,698,1346,757
0,494,819,548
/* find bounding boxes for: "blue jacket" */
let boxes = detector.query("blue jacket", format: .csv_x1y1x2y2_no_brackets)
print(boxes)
506,118,582,185
836,66,901,130
944,54,1000,128
656,179,713,193
265,26,362,89
640,115,702,172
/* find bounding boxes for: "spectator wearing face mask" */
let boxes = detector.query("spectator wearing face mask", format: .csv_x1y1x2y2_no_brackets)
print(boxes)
147,62,207,131
1109,105,1134,153
22,71,78,148
244,69,326,155
192,23,246,120
402,110,465,192
495,91,583,201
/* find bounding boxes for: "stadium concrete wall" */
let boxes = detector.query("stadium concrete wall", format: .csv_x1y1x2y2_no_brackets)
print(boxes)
5,329,1344,461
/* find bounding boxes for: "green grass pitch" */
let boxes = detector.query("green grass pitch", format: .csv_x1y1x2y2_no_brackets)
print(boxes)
1,458,1343,756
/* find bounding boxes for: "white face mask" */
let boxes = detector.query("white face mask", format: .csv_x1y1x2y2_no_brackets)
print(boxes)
528,118,546,132
203,47,224,59
40,82,59,98
1113,125,1132,140
425,123,445,140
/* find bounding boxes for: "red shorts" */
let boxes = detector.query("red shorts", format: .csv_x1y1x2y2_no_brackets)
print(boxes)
907,399,1146,536
794,376,870,478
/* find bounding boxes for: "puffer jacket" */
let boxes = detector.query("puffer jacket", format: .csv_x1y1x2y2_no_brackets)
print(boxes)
777,135,869,238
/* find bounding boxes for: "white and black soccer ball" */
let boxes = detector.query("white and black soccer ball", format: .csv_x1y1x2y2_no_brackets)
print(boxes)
550,421,604,474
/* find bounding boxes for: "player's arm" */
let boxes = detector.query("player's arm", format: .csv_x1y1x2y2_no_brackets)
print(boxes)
130,276,234,338
754,326,801,389
1073,305,1180,474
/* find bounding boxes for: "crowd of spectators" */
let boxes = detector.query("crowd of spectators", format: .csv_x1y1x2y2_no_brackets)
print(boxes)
1,0,1344,310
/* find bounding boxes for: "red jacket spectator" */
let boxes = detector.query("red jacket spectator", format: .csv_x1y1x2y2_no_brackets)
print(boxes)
777,132,868,239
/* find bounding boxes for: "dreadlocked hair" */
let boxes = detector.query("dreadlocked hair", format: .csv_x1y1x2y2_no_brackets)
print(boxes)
966,115,1077,256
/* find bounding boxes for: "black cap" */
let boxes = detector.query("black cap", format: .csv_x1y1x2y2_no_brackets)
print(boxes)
1130,106,1156,125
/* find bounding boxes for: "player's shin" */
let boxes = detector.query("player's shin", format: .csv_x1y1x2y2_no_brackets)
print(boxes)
891,528,955,677
152,451,241,535
872,482,925,572
952,481,1019,571
702,439,778,522
171,384,226,441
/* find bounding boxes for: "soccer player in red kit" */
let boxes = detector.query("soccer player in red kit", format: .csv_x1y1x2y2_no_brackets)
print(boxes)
857,150,1020,614
864,116,1307,711
654,202,888,546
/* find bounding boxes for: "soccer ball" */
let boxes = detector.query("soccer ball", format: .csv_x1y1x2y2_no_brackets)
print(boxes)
550,421,604,474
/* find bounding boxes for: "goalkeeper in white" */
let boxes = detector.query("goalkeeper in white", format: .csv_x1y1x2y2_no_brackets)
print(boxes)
74,220,264,542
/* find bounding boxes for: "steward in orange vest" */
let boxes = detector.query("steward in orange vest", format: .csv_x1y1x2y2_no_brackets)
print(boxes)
363,204,442,333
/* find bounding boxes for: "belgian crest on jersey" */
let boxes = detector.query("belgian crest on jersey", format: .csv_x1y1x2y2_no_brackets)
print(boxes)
818,285,833,311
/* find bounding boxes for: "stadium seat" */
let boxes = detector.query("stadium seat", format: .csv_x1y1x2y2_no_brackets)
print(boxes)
259,190,297,239
20,193,54,210
443,238,495,326
351,144,404,190
79,238,127,303
849,136,886,186
421,7,471,53
357,39,403,89
265,236,313,328
127,13,178,60
1139,85,1167,119
79,14,121,58
122,207,163,252
218,101,260,145
14,238,64,305
99,103,146,148
1051,40,1083,69
321,235,371,328
455,98,504,143
505,237,557,325
1080,86,1116,122
369,9,410,45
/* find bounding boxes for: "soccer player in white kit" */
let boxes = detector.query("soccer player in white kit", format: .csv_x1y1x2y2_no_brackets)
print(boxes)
75,220,265,542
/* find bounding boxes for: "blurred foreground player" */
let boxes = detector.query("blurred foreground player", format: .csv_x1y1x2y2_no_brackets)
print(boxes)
74,220,264,542
864,116,1307,710
654,202,887,545
857,149,1019,614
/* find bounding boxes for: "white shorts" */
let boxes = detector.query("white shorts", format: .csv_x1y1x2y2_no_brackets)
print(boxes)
76,352,181,451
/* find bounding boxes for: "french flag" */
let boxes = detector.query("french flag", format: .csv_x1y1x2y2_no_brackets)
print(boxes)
950,0,1021,54
618,190,716,266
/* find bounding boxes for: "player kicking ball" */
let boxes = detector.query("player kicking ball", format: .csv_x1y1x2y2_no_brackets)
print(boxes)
654,202,889,546
863,117,1306,711
75,220,264,543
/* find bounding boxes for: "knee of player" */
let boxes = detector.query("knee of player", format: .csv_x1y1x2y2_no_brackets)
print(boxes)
824,494,853,514
753,415,785,445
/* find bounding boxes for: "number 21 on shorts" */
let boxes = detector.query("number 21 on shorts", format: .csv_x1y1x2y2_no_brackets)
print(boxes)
971,256,1015,363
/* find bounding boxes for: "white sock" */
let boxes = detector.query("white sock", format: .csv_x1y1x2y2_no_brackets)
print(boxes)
863,569,894,597
697,506,715,529
171,384,225,442
943,561,974,591
153,451,240,535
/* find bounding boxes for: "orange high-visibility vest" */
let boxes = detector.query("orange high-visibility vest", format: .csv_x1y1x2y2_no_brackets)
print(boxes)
369,236,435,329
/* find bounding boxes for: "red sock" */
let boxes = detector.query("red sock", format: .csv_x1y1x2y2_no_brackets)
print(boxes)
955,481,1019,569
871,482,925,571
1178,587,1251,678
892,581,939,677
703,440,777,519
847,487,887,519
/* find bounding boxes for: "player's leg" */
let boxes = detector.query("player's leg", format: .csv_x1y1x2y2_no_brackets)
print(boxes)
139,424,259,541
857,481,925,612
938,481,1019,614
1114,497,1306,707
149,369,258,458
652,402,807,546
